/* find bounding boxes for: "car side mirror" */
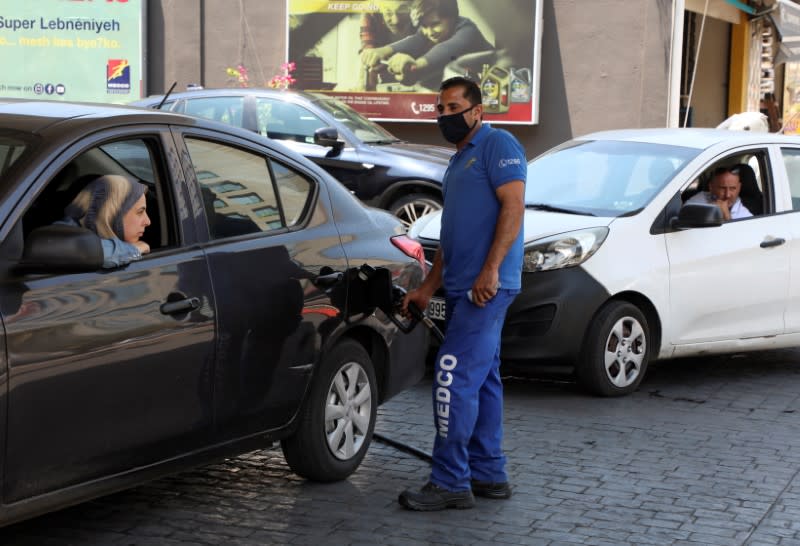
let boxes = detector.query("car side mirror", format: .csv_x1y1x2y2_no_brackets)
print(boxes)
670,203,724,230
18,225,105,273
314,127,344,157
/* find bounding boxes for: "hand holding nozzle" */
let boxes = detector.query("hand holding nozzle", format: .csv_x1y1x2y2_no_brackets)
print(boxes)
397,285,444,342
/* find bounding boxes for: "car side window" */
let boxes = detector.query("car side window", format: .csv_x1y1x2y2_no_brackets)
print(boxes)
680,150,769,218
780,148,800,211
255,98,325,143
184,138,313,239
0,135,28,176
270,160,314,226
183,97,245,128
22,137,175,253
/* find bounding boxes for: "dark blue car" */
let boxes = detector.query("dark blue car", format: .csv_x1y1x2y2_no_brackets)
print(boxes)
132,88,453,228
0,99,429,526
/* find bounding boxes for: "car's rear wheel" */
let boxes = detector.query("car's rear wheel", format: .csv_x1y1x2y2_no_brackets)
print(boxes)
576,301,650,397
281,339,377,481
389,193,442,229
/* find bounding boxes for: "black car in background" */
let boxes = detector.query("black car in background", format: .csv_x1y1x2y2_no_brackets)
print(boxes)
131,88,453,228
0,99,429,526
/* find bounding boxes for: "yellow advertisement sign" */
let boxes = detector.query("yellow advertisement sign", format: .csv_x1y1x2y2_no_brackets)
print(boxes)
784,62,800,134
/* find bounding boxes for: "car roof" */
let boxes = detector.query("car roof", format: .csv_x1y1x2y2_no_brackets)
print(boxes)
0,99,323,166
577,127,800,149
133,88,326,106
0,99,192,133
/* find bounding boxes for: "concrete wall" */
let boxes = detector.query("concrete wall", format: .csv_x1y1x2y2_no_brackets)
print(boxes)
145,0,673,158
146,0,288,93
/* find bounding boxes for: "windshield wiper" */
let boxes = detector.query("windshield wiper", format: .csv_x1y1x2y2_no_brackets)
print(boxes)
526,203,596,216
367,138,402,145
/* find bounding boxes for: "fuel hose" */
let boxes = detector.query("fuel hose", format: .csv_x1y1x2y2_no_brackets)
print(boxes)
372,299,442,463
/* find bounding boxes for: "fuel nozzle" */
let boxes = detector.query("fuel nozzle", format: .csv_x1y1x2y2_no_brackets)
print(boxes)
391,284,444,343
353,263,443,341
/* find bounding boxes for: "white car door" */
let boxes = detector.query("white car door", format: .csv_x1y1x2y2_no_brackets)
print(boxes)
665,152,790,345
774,145,800,333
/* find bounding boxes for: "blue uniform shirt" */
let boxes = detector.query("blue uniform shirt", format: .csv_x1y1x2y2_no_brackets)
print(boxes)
440,124,527,293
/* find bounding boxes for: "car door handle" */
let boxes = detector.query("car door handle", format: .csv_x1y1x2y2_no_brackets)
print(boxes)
760,237,786,248
160,296,201,315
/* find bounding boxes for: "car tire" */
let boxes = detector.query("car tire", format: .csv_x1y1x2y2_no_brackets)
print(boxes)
389,193,442,229
281,339,377,481
576,301,650,397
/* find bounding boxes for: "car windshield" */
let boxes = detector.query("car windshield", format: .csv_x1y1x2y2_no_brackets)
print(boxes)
524,139,699,217
99,140,155,183
312,95,399,144
0,134,30,178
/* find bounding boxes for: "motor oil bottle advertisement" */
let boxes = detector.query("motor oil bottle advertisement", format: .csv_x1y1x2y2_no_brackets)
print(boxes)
0,0,145,104
287,0,542,124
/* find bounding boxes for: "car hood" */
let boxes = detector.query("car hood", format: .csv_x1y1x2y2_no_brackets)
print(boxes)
371,141,453,165
408,209,615,243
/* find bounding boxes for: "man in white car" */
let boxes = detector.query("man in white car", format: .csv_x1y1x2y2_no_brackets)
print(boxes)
686,165,753,221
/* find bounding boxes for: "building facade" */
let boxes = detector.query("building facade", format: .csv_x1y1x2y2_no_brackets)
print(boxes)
145,1,789,156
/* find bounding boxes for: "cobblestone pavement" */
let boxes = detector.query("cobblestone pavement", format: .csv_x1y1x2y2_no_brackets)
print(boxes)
4,350,800,545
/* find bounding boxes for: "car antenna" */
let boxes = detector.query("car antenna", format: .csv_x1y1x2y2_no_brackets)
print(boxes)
156,81,177,110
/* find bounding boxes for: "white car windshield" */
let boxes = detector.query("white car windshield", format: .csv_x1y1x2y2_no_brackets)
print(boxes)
524,140,699,217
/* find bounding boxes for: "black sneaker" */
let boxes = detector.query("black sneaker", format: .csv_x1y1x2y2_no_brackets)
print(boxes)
470,479,512,499
398,482,475,511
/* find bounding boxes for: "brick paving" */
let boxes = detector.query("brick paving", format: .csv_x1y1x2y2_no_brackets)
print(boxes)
3,349,800,544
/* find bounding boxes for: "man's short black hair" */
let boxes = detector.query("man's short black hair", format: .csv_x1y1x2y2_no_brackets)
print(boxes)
412,0,459,21
440,76,482,106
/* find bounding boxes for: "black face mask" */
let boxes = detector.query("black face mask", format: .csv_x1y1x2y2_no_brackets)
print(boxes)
436,105,478,144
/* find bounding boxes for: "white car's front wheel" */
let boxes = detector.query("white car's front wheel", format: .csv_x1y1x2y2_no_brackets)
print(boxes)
577,301,650,397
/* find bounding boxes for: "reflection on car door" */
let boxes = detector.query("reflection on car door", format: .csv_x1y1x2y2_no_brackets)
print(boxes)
0,132,218,503
174,130,348,440
665,215,789,345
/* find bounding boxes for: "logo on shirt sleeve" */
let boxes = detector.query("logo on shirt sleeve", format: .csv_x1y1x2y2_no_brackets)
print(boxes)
499,157,521,168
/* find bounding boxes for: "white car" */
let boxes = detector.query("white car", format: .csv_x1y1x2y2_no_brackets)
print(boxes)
410,128,800,396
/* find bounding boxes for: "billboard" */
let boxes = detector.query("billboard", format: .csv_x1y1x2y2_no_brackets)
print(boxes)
287,0,542,124
0,0,145,104
784,62,800,135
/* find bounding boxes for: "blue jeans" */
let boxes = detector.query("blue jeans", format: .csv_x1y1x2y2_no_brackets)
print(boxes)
430,288,519,491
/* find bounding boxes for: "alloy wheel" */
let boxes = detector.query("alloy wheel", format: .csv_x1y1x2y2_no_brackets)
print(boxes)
325,361,372,460
603,315,646,388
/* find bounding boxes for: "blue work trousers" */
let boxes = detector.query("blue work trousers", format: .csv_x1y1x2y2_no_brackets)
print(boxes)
430,288,518,491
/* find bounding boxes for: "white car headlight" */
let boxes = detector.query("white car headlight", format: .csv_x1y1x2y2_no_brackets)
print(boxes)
522,227,609,272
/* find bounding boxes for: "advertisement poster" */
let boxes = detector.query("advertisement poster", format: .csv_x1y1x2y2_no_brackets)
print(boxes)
287,0,542,124
0,0,144,104
784,62,800,134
